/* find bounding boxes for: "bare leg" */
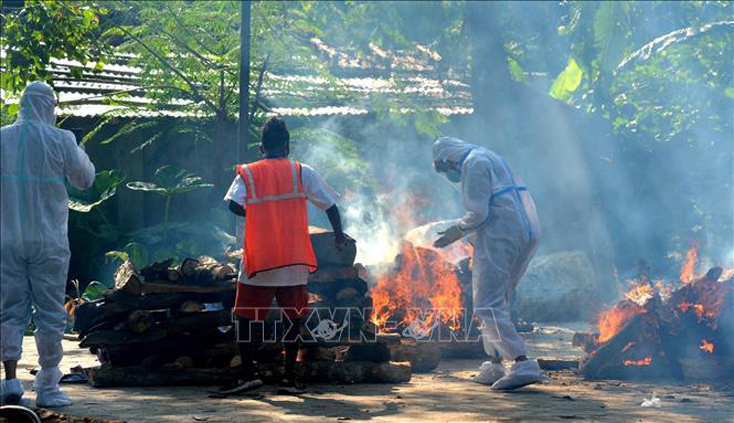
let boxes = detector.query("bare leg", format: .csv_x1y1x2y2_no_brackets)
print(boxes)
3,361,18,380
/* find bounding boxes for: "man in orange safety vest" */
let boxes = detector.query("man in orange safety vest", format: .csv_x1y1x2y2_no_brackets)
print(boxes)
223,116,346,393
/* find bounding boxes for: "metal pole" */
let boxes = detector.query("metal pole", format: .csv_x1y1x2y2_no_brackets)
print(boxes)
237,0,251,167
235,0,251,239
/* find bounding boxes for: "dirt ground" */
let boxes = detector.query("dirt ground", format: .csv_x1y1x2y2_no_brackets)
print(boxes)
13,326,734,423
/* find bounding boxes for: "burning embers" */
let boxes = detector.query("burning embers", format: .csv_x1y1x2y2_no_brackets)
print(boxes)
581,248,734,381
371,242,464,335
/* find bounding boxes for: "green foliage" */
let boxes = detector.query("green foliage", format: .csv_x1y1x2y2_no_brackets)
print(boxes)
554,1,732,141
126,165,214,197
1,0,110,93
81,281,107,301
68,169,125,212
550,58,583,101
126,165,214,245
106,241,147,268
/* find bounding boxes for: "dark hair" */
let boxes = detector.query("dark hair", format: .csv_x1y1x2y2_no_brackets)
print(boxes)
261,116,289,152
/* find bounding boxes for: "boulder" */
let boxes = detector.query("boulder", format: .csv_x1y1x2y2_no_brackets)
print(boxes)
514,251,600,322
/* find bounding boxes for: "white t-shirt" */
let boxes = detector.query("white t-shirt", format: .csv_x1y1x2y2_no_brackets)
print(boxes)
224,162,338,287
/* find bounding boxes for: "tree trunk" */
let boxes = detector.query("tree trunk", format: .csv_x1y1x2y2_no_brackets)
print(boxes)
464,1,519,149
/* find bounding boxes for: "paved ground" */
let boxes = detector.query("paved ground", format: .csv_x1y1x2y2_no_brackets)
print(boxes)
11,326,734,423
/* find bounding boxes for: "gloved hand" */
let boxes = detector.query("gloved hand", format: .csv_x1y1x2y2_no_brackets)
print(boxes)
433,225,464,248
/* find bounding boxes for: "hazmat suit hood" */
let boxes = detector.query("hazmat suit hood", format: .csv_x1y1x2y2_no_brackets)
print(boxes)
432,136,478,188
17,81,57,125
432,136,477,168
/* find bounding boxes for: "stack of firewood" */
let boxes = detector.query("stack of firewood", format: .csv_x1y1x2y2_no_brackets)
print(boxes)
75,229,415,387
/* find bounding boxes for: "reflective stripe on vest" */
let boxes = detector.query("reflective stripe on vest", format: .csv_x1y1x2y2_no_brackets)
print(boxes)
241,160,307,205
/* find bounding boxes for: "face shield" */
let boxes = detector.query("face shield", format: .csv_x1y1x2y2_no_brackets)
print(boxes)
17,81,58,126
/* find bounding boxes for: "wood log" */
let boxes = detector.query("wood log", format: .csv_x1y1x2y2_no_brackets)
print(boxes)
308,266,359,283
346,343,391,362
438,339,485,359
179,258,199,279
224,249,241,265
73,293,188,336
183,263,237,285
336,287,360,302
98,332,236,367
309,227,357,267
572,332,600,353
126,310,154,334
580,315,644,379
580,314,676,380
140,259,180,282
389,339,441,373
164,356,194,370
211,264,237,281
113,261,141,296
179,301,205,313
138,281,234,295
299,345,349,362
538,358,580,371
80,309,234,348
307,278,368,299
87,361,411,387
166,269,181,282
106,288,235,308
198,255,219,266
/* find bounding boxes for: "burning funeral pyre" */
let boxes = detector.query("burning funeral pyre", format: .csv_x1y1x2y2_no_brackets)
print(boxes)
578,248,734,381
369,240,485,360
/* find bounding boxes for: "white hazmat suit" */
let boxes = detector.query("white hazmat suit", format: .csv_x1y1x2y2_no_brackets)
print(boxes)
1,82,95,406
432,137,544,390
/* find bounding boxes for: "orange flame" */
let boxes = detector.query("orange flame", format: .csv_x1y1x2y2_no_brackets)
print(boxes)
625,282,656,306
371,242,463,333
680,247,698,284
700,340,714,354
597,282,652,344
623,356,653,366
679,300,720,320
597,302,645,344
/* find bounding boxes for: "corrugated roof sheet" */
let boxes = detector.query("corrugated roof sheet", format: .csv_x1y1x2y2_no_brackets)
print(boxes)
2,44,473,117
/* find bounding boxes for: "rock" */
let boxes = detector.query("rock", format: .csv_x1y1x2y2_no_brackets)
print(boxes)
514,251,600,322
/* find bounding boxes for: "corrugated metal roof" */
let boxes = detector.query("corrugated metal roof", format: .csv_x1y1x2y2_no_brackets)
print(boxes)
2,44,473,117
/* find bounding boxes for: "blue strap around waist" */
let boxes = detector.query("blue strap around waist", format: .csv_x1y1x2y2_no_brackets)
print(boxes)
491,185,527,200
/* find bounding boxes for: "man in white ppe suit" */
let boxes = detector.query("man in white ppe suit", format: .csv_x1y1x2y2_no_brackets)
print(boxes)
1,81,95,406
432,136,544,390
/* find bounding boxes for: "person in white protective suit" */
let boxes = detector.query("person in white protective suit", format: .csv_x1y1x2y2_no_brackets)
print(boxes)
432,136,545,390
0,82,96,406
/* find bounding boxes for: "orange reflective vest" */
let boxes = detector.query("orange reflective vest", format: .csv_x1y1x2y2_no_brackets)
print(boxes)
237,158,317,278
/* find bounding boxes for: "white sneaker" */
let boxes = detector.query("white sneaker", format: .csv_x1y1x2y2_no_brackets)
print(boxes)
474,361,508,385
491,359,546,391
0,378,24,405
